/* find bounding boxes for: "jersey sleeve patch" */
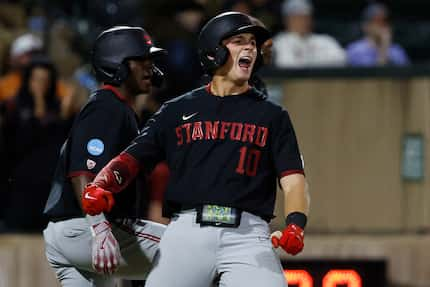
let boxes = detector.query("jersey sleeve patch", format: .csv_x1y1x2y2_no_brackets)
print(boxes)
87,138,104,156
86,159,97,170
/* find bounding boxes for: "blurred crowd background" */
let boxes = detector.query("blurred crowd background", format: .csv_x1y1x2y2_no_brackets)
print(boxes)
0,0,428,232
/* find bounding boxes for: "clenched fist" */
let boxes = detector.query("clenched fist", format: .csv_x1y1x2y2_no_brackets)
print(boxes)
271,223,304,255
82,184,115,215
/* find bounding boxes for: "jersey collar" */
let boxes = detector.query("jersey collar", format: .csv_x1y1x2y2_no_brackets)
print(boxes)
206,82,251,96
206,82,266,100
101,84,132,106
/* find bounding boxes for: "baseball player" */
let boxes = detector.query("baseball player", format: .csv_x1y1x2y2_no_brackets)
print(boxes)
81,12,310,287
42,26,167,287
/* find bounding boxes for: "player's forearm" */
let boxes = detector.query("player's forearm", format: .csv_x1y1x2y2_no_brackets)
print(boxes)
71,175,94,208
272,174,309,254
280,174,310,216
92,152,140,193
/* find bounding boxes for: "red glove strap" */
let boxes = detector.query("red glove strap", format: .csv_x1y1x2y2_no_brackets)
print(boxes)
93,152,139,193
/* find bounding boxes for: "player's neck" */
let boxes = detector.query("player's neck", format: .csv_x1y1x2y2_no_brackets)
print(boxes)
210,76,249,97
114,85,137,111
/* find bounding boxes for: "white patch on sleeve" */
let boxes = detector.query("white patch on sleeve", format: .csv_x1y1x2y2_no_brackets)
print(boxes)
87,159,96,170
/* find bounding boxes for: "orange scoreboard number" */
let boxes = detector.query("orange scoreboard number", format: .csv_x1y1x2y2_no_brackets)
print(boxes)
284,270,313,287
284,269,362,287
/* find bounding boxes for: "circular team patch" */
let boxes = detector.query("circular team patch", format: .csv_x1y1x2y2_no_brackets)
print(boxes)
87,139,104,156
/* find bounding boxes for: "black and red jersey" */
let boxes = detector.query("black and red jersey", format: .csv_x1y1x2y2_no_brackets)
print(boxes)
126,84,304,220
44,86,142,219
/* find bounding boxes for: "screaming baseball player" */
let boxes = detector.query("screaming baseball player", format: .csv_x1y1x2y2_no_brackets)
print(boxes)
43,26,168,286
81,12,310,287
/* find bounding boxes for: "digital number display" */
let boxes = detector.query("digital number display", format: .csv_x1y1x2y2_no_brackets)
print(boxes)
282,260,386,287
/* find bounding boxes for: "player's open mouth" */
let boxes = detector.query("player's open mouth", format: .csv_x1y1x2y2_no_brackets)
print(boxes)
238,56,252,70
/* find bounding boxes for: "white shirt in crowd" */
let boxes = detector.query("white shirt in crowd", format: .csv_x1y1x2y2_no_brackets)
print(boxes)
273,32,346,68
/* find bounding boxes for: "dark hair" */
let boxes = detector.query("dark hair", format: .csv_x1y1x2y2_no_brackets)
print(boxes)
362,2,389,22
15,55,59,113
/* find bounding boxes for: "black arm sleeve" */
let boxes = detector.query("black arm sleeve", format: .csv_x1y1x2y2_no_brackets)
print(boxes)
271,108,304,178
68,101,126,177
125,103,168,172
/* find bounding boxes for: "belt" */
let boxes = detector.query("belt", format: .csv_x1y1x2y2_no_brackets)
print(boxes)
179,204,272,224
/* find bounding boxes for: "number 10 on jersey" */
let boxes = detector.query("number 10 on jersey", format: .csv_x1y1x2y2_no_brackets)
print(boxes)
236,146,261,176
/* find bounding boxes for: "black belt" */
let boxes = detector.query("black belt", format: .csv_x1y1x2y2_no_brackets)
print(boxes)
179,204,272,225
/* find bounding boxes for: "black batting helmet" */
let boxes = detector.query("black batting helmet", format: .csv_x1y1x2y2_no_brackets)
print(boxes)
198,12,270,73
92,26,166,86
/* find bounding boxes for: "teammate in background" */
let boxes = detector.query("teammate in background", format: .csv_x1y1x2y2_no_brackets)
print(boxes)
81,12,310,287
43,26,167,286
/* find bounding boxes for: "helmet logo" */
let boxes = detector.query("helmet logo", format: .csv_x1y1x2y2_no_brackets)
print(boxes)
144,34,153,45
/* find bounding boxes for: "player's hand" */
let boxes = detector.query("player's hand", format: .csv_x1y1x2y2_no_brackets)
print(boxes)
271,223,304,255
82,183,115,215
90,220,121,274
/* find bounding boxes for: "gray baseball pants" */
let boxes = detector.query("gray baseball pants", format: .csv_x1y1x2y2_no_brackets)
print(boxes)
43,218,165,287
145,210,287,287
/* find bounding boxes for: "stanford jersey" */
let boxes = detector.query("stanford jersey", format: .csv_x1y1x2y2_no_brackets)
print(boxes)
44,86,142,219
125,85,304,220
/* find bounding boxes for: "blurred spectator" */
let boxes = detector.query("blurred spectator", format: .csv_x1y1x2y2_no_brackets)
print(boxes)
0,33,71,102
223,0,278,30
0,33,43,101
163,1,205,97
48,21,82,79
222,0,252,14
272,0,346,68
346,3,409,67
249,0,279,31
0,2,26,30
73,65,98,92
2,56,70,232
48,22,93,117
87,0,145,29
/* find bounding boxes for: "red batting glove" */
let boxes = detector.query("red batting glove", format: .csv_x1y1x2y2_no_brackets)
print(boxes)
82,184,115,215
271,223,304,255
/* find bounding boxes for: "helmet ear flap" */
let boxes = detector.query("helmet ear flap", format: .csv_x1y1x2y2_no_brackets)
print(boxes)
214,45,229,67
92,57,129,86
200,45,229,74
111,63,129,86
